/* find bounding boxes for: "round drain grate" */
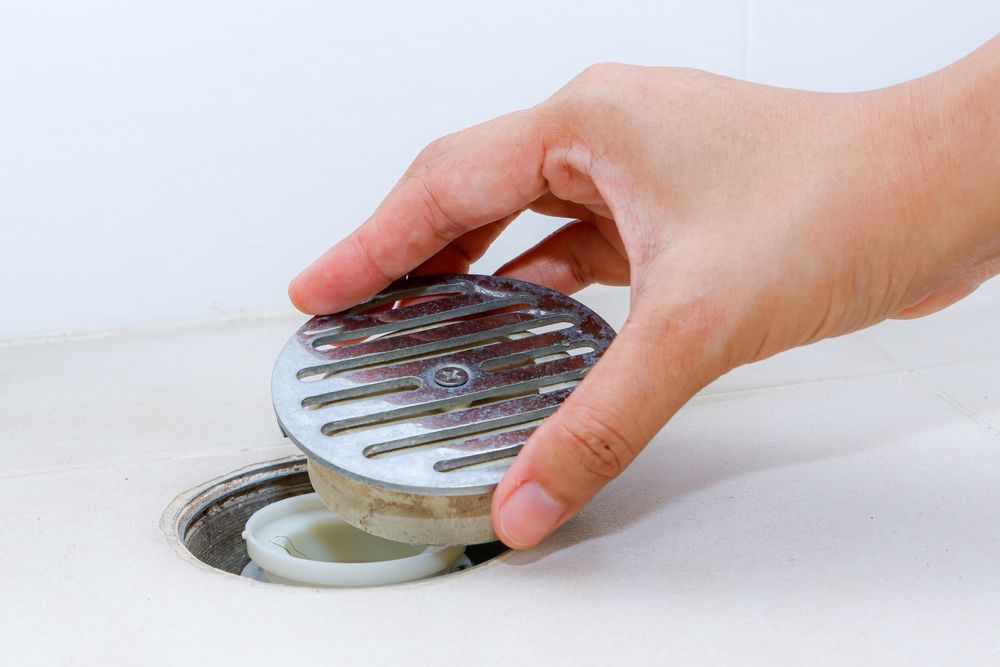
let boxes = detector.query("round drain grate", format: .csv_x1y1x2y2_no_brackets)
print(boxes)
272,274,616,545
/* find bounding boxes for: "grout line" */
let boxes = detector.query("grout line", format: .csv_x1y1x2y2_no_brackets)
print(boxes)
855,330,912,369
0,309,301,349
694,331,1000,401
692,366,906,401
0,442,299,482
856,329,1000,372
903,356,1000,373
909,372,1000,440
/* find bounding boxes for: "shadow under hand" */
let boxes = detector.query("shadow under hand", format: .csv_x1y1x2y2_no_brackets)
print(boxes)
509,372,965,564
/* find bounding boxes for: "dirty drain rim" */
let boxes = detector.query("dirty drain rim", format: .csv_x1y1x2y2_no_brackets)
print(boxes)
160,456,510,582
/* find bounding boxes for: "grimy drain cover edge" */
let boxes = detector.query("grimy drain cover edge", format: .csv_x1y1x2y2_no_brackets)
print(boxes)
271,274,616,545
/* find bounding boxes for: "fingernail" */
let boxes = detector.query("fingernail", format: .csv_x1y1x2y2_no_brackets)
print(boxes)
498,481,566,548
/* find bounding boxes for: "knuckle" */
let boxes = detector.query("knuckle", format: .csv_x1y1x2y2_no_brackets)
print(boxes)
407,136,453,177
551,409,633,482
415,136,448,163
550,62,637,129
572,62,630,88
662,65,708,84
558,64,712,115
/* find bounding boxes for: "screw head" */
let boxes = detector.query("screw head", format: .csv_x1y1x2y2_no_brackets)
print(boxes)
433,366,470,387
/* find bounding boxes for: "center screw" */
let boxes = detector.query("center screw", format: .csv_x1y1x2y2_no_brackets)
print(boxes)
433,366,470,387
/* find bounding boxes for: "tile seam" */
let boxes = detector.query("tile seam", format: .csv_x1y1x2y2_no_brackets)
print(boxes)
0,443,298,482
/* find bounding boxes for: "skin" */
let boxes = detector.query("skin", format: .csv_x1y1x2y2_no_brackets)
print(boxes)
290,35,1000,550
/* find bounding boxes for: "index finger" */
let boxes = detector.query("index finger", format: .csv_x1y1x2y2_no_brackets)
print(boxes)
289,109,551,314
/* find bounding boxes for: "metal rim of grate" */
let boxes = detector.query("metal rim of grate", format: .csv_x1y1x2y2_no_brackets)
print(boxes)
272,274,616,497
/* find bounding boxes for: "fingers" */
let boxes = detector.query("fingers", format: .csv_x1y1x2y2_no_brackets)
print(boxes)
410,215,519,277
496,219,629,295
289,110,551,314
491,306,714,549
528,192,599,222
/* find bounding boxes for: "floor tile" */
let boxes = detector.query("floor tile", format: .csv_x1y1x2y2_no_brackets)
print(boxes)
0,315,301,474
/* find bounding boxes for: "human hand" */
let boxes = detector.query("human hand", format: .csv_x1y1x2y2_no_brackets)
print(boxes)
290,36,1000,549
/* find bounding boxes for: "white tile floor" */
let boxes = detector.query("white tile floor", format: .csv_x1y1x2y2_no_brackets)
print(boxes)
2,281,999,665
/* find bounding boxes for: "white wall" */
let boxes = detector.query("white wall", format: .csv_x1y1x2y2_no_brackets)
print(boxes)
2,1,998,339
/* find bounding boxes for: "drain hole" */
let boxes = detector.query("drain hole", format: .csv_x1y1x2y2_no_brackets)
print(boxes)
161,457,509,584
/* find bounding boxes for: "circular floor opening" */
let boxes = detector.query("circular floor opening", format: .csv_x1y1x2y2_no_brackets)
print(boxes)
161,456,510,585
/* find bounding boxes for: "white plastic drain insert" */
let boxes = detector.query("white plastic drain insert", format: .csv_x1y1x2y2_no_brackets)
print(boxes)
243,493,465,587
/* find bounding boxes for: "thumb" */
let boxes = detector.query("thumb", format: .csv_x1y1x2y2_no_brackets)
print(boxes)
491,307,716,549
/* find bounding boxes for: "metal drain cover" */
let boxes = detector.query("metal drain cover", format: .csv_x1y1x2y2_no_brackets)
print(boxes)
272,274,616,544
